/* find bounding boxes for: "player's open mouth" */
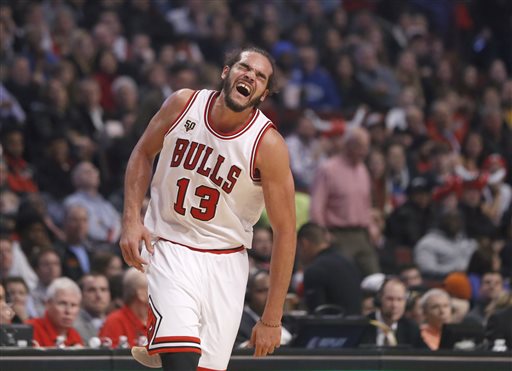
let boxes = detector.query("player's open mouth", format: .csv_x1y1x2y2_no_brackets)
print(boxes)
236,82,251,97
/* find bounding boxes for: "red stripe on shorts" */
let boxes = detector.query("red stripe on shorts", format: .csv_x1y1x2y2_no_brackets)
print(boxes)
197,367,226,371
158,237,245,254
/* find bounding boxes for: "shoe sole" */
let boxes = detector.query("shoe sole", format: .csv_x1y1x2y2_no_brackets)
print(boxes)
131,346,162,368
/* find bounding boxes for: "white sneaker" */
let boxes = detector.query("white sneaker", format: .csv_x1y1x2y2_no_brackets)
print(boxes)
131,346,162,368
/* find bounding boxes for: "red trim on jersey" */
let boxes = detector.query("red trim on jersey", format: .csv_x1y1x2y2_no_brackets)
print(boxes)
153,336,201,345
250,121,276,181
198,367,226,371
158,237,245,254
204,91,260,140
147,347,202,356
164,90,200,137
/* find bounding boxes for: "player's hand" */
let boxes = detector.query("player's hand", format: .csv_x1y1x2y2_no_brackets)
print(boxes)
119,219,153,272
249,320,281,357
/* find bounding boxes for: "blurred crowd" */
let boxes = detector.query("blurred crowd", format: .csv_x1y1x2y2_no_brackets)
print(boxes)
0,0,511,352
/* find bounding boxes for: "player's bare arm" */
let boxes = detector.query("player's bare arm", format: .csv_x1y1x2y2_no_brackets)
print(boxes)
250,127,296,357
120,89,195,272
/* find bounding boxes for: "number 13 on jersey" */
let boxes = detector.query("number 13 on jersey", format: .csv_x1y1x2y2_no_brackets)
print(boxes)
174,177,220,221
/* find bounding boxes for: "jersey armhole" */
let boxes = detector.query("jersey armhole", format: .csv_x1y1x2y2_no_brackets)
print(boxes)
250,121,276,182
164,90,200,137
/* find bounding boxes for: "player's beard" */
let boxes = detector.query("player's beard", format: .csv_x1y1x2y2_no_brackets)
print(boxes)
222,73,263,112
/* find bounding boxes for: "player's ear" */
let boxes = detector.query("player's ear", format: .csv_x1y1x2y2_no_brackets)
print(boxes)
221,66,230,80
260,89,269,102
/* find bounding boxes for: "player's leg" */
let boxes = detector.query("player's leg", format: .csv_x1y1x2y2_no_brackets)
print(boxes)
197,250,249,370
134,241,203,369
161,352,200,371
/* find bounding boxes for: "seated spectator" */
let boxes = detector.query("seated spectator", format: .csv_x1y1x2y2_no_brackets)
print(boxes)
26,277,83,347
235,270,292,347
399,264,424,289
2,276,33,323
297,222,362,316
0,283,15,325
99,268,147,348
55,204,93,281
354,43,400,111
248,225,273,274
64,161,121,245
485,293,512,349
0,234,37,291
90,251,124,279
360,278,425,348
414,209,477,278
30,247,63,317
285,113,325,193
442,272,472,323
385,176,435,251
74,273,111,344
1,124,38,195
465,271,505,325
419,288,453,350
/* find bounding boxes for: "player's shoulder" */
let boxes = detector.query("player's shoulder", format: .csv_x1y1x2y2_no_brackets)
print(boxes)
160,88,197,114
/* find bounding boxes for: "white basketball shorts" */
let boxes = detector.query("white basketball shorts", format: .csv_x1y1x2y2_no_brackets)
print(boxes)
144,239,249,371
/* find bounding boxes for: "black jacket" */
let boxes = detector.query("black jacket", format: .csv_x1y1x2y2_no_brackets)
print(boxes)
359,312,426,348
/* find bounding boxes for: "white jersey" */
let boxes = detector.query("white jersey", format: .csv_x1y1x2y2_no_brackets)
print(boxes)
144,89,274,250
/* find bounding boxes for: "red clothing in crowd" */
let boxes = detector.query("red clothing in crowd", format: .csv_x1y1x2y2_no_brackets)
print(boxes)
26,312,83,347
99,305,147,348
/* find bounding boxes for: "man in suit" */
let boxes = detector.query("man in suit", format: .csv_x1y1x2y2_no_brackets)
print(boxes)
360,277,425,348
486,304,512,349
235,270,292,347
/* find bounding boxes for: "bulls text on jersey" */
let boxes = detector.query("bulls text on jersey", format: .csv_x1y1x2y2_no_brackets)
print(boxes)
170,138,242,194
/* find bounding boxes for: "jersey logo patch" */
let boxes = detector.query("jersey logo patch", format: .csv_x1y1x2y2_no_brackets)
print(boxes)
184,119,196,132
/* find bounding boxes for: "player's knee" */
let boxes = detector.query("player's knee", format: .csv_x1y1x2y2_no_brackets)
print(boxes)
160,351,200,371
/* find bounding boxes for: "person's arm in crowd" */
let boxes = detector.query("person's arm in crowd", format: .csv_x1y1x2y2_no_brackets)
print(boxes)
309,163,328,226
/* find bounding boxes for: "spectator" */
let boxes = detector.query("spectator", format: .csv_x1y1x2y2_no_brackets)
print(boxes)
289,46,341,112
90,251,124,279
354,43,400,111
99,268,147,348
399,265,424,289
386,176,434,251
26,277,83,347
2,276,32,323
485,293,512,349
248,225,273,274
310,126,380,276
0,283,15,325
297,222,362,316
414,209,477,278
55,204,93,281
465,271,506,325
360,278,425,348
30,247,62,317
419,288,453,350
442,272,472,324
64,161,121,245
285,113,324,193
0,234,37,291
481,154,511,226
1,124,38,195
235,270,292,347
74,273,111,343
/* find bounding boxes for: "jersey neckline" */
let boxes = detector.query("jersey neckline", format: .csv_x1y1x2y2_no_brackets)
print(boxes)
204,91,259,140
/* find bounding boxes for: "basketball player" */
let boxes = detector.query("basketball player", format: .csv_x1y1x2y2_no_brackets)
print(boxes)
120,47,297,371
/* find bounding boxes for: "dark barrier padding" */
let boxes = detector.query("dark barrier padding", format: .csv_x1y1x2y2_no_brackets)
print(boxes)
0,348,510,371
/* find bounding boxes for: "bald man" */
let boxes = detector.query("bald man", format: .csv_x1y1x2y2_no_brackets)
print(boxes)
310,127,380,277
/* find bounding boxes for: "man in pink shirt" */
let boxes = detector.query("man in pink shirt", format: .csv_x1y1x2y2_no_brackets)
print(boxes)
310,126,380,277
